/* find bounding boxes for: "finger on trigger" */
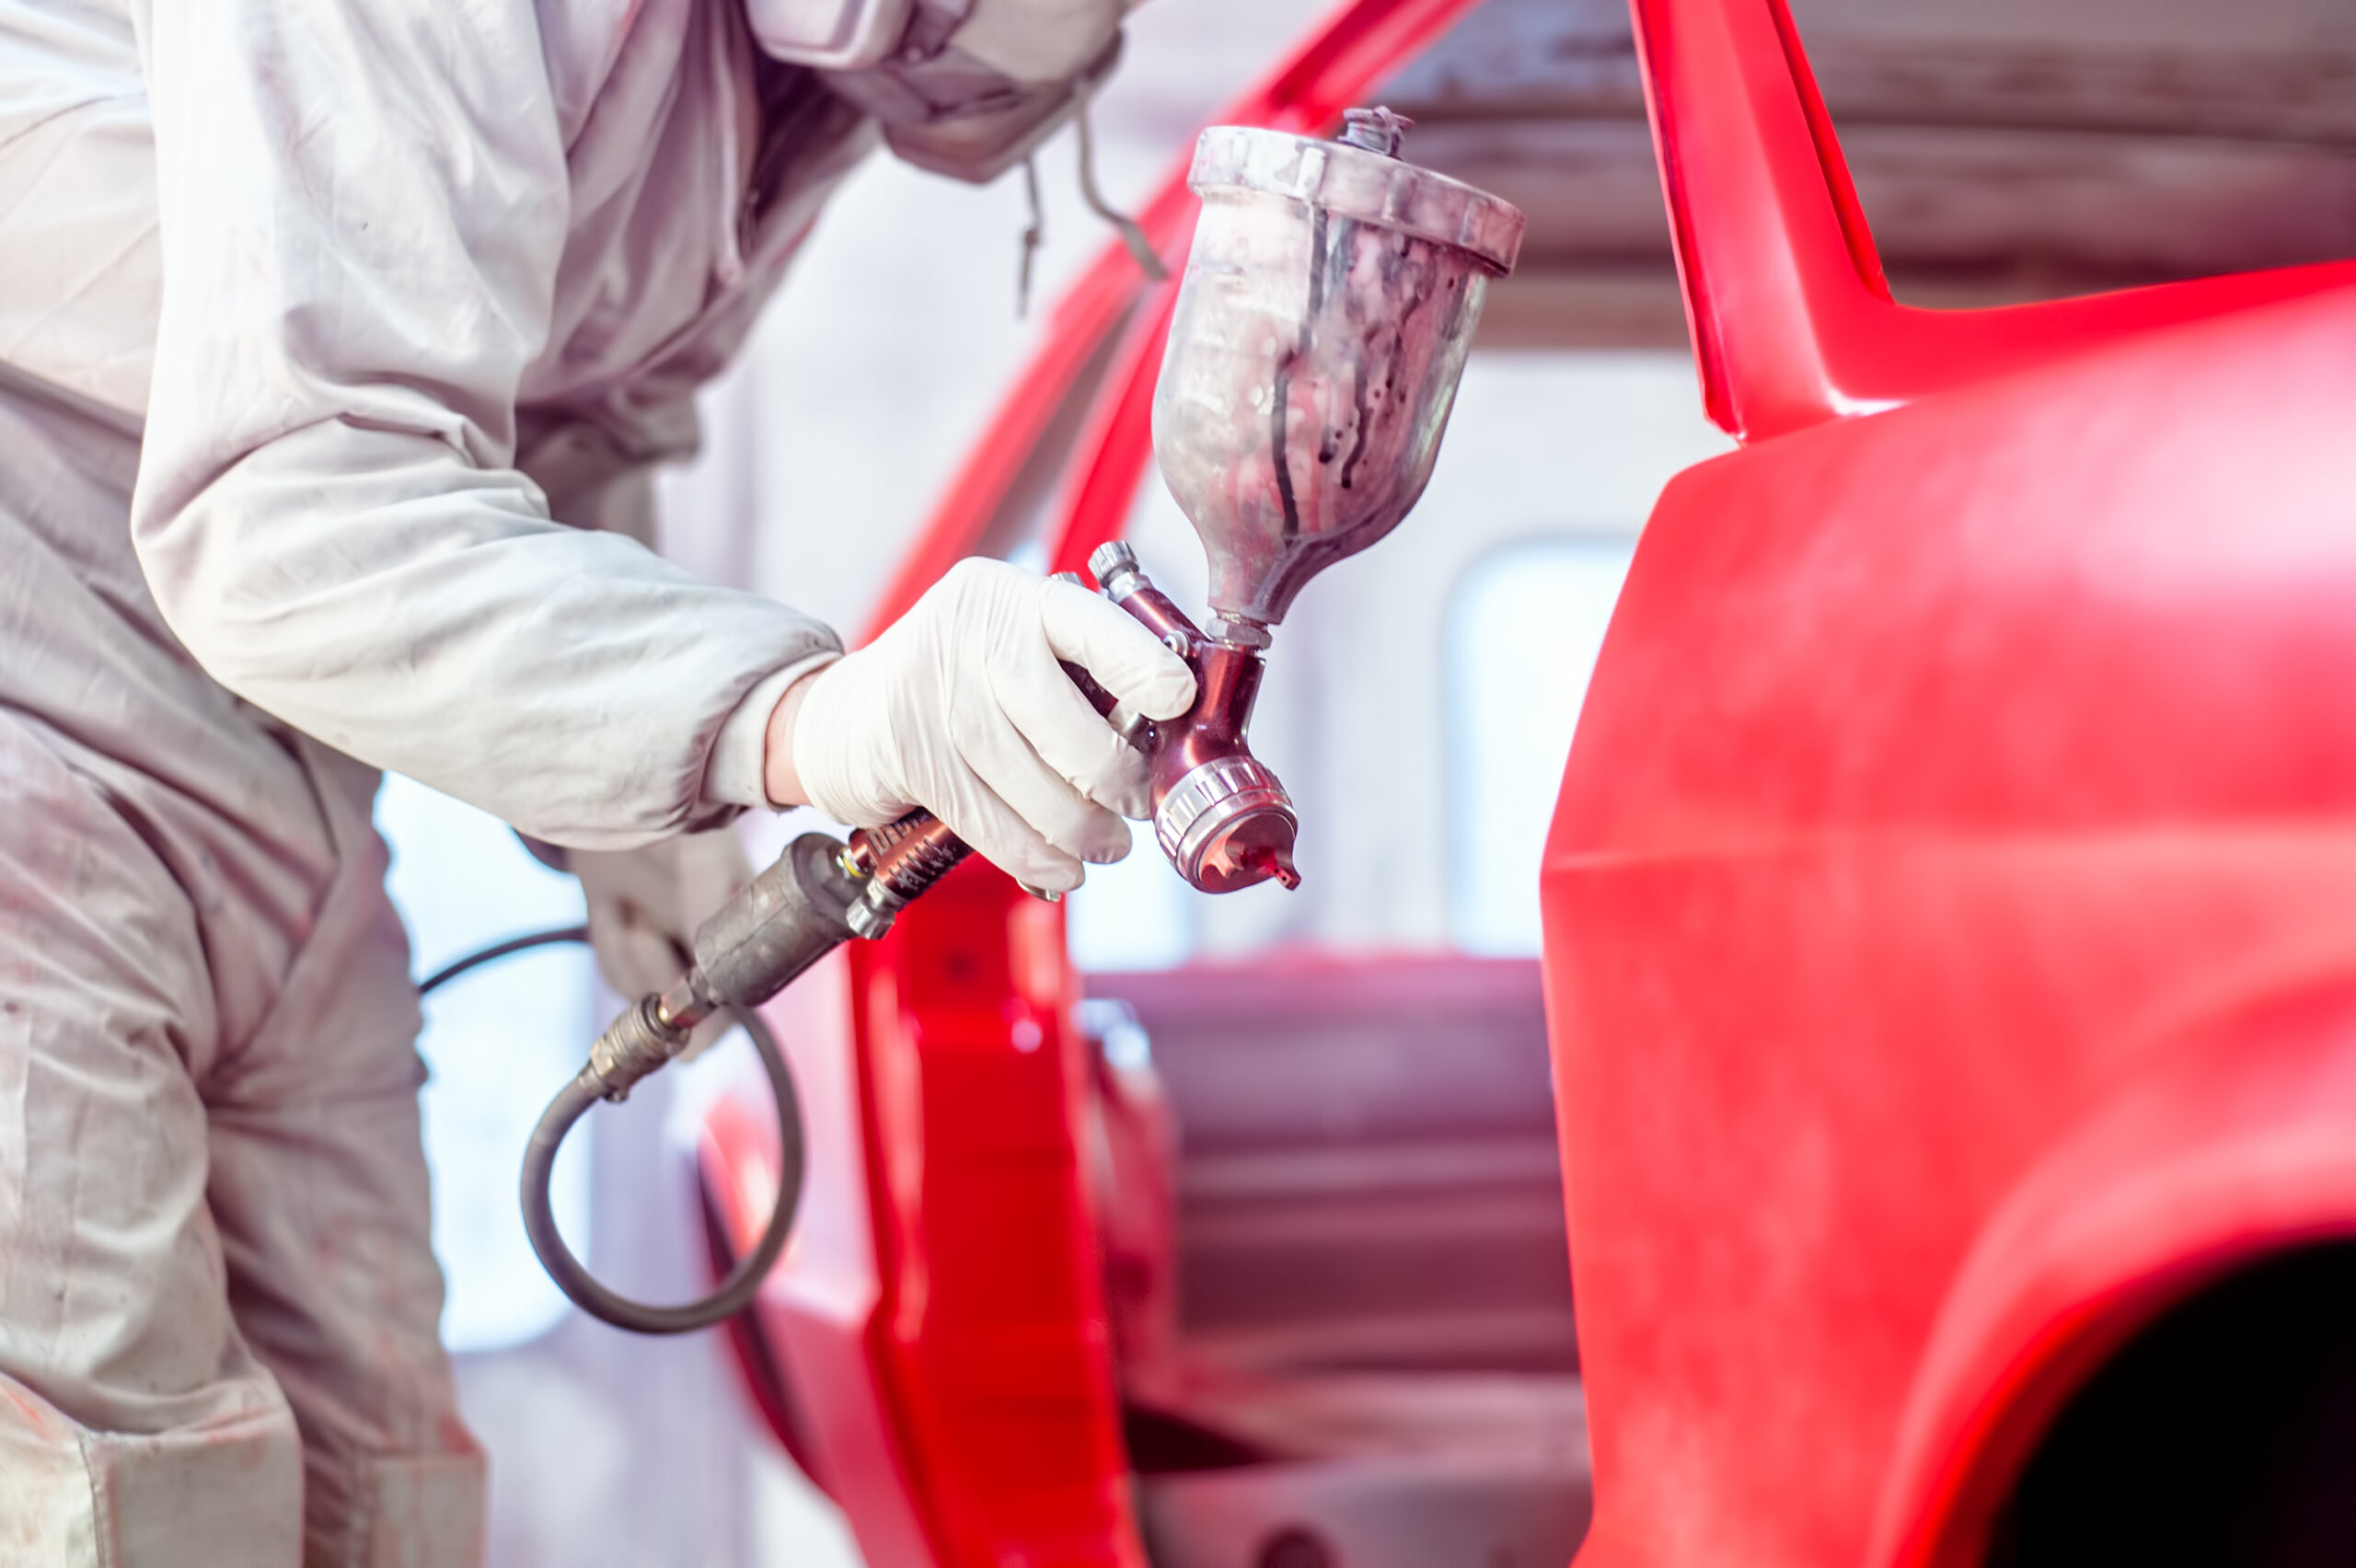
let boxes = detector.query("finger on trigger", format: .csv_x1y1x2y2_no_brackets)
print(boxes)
993,639,1139,818
926,761,1091,892
1097,744,1151,820
948,703,1134,867
1040,577,1197,721
965,722,1135,865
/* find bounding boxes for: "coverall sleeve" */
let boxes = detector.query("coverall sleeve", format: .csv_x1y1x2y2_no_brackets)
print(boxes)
126,0,840,849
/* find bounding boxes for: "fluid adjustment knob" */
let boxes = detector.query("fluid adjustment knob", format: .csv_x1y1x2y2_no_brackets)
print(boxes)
1090,539,1143,596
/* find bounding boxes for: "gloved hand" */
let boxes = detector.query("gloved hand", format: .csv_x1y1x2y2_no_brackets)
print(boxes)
570,831,754,1051
780,557,1196,892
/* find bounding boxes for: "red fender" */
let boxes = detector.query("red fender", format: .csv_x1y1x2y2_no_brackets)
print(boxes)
1872,977,2356,1568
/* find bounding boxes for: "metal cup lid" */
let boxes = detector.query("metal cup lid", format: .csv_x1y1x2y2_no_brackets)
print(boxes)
1186,115,1526,276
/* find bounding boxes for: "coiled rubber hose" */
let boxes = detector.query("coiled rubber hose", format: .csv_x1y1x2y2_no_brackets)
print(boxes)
422,928,805,1335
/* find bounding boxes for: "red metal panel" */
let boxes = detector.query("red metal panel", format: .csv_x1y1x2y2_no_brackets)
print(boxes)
1871,978,2356,1568
1551,287,2356,1568
1546,2,2356,1563
839,863,1137,1567
1630,0,2356,443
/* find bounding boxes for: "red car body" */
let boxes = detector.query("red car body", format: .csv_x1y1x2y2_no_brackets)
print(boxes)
701,0,2356,1562
1553,3,2356,1564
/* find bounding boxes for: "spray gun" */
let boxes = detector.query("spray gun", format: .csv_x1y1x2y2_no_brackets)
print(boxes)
521,107,1525,1333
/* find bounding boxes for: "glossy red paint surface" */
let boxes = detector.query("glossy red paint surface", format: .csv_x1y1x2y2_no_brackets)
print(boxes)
1544,2,2356,1566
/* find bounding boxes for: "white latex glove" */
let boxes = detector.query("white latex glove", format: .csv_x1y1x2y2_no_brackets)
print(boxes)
789,558,1197,892
570,831,754,1049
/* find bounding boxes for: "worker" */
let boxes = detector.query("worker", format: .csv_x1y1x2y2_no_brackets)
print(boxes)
0,0,1195,1560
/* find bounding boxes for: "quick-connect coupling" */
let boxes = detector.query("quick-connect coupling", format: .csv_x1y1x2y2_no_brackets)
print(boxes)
586,993,692,1102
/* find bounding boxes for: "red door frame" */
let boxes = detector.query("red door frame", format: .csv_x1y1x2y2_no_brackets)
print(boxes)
1630,0,2352,444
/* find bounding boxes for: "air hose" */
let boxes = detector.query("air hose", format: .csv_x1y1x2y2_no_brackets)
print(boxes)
419,925,589,993
420,814,972,1335
419,925,806,1335
519,993,803,1334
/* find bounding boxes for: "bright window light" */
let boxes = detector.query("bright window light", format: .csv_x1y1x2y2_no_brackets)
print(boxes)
1446,536,1638,956
1068,826,1195,972
375,774,596,1353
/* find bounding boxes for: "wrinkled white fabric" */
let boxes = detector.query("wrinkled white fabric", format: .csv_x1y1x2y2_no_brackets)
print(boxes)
0,0,893,1559
704,657,837,808
1,0,878,850
792,557,1195,891
0,374,485,1567
815,0,1127,182
953,0,1127,80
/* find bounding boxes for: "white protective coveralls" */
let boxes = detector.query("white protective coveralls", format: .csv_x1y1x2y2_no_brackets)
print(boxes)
0,0,1150,1561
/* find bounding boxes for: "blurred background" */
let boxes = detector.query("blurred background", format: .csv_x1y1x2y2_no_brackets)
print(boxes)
373,0,2356,1560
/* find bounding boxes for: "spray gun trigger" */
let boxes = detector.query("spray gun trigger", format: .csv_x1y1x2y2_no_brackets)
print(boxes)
1107,699,1153,751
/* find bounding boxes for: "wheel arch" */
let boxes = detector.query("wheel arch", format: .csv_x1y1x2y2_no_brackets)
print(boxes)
1865,974,2356,1568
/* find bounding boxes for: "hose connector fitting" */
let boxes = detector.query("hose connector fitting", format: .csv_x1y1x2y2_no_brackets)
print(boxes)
586,993,691,1102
